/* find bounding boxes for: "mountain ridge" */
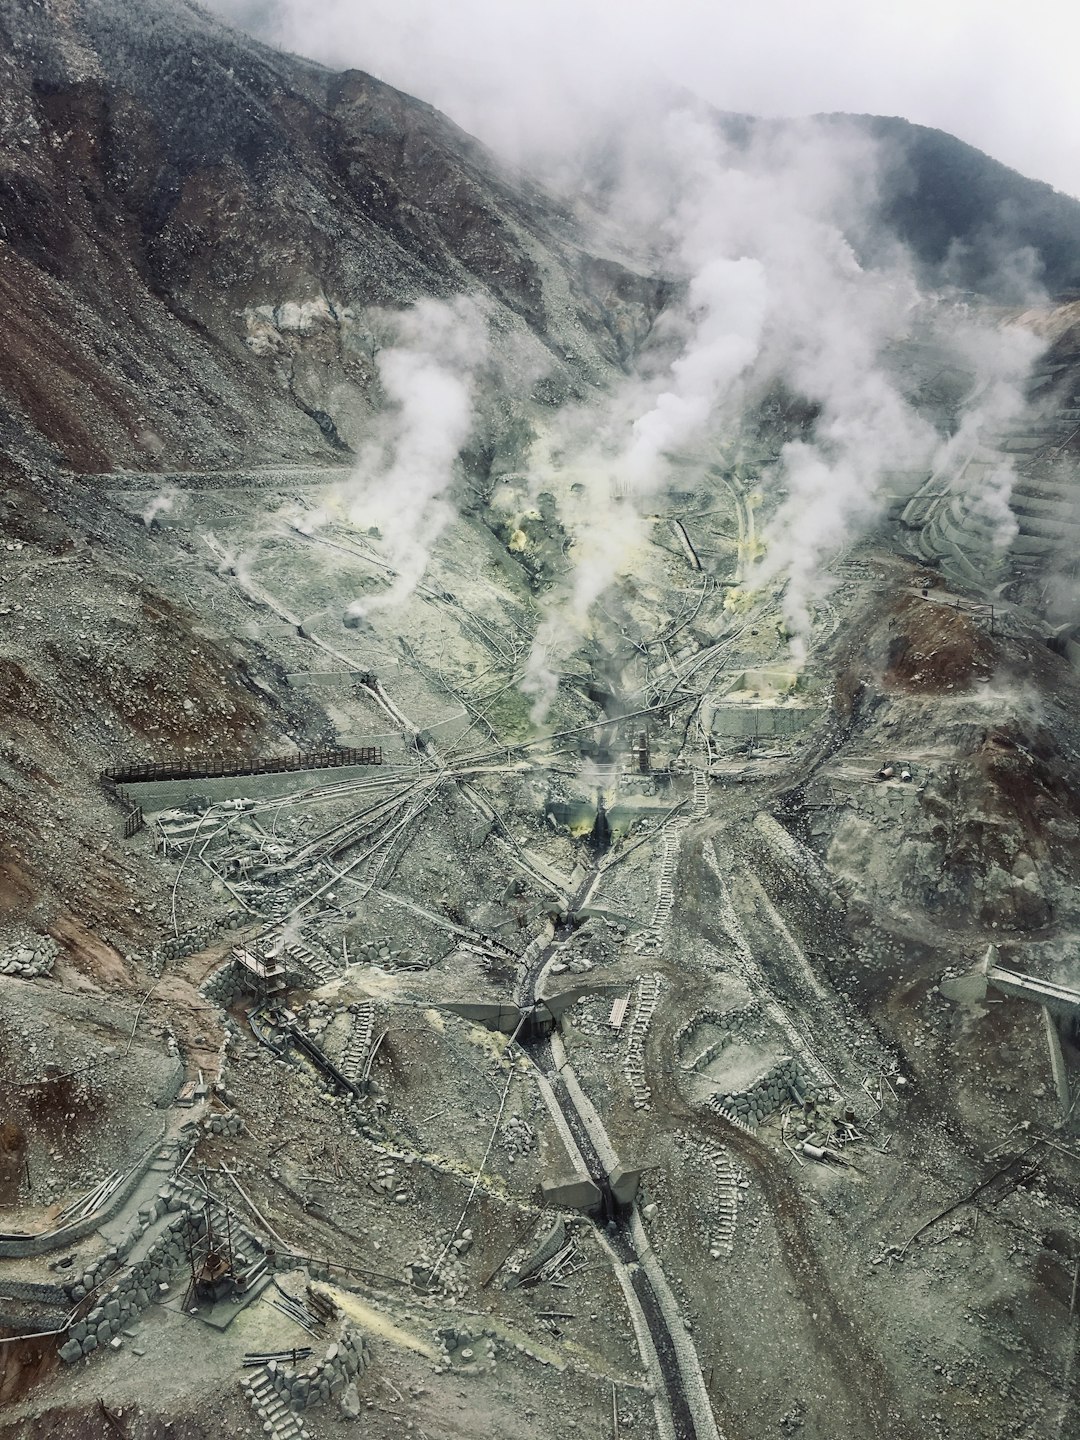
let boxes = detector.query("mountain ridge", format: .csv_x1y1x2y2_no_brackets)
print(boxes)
3,0,1080,477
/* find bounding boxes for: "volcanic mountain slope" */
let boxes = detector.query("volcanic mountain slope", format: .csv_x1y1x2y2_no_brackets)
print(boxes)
6,5,1080,1440
5,0,1080,480
1,0,1079,1007
824,113,1080,295
0,0,671,474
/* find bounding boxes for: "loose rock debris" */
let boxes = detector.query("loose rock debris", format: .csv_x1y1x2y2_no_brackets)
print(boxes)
4,21,1080,1436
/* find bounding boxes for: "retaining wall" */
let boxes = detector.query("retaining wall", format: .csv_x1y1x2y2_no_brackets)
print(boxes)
714,1055,816,1127
0,1277,71,1332
57,1170,268,1363
0,1127,172,1260
128,764,395,815
706,704,820,740
57,1208,204,1362
676,1005,759,1072
260,1323,371,1412
153,913,249,971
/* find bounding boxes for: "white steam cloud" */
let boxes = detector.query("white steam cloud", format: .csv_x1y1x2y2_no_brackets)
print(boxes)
622,255,769,493
200,5,1052,715
522,111,928,699
344,295,489,616
926,316,1045,553
516,107,1046,699
142,489,179,528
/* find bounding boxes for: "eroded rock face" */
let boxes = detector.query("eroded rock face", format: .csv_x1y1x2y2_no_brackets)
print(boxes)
790,588,1080,937
0,0,668,475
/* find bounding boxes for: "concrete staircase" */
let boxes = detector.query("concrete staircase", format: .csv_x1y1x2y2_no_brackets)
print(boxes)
242,1365,308,1439
1007,464,1080,576
901,389,1080,588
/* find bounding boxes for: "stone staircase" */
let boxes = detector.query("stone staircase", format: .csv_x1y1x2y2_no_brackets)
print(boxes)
168,1179,269,1293
636,780,709,955
242,1365,308,1439
692,769,709,818
622,974,662,1110
339,1001,375,1088
273,933,339,988
707,1148,738,1257
637,822,683,953
707,1094,757,1135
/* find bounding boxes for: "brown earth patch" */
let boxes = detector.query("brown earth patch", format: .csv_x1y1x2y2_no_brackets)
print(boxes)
883,595,994,692
48,915,129,987
973,721,1080,838
0,858,36,919
0,1338,58,1411
0,1119,27,1205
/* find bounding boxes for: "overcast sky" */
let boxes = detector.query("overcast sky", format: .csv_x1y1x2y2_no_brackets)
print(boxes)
207,0,1080,199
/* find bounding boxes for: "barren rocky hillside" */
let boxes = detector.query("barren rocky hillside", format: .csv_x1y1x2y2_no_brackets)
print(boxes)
4,3,1080,1440
0,0,669,475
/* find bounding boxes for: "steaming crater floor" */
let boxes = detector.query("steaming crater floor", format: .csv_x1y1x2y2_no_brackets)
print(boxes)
7,441,1080,1440
8,0,1080,1428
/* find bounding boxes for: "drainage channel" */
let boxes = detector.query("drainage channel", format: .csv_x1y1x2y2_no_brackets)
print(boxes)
524,1029,702,1438
517,869,710,1440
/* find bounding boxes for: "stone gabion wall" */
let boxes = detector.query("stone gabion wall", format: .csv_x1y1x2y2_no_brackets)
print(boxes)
0,935,58,977
0,1278,70,1308
60,1172,201,1304
151,912,248,973
352,935,424,969
677,1004,760,1071
263,1324,371,1411
57,1208,205,1363
200,958,245,1005
0,1278,70,1331
204,1110,245,1139
57,1172,267,1364
716,1056,813,1127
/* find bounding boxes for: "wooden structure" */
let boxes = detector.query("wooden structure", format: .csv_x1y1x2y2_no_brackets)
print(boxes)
102,745,382,789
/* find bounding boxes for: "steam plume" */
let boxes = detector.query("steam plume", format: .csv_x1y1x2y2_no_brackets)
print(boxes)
344,296,489,615
522,107,1045,694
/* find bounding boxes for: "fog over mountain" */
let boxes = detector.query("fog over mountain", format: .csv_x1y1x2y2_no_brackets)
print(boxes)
207,0,1080,201
4,5,1080,1440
